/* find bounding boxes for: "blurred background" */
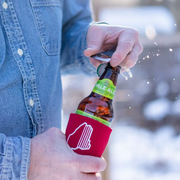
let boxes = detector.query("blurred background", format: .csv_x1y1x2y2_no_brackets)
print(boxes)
62,0,180,179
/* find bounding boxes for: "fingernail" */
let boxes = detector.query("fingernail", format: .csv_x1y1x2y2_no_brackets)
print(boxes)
111,58,118,66
86,47,94,51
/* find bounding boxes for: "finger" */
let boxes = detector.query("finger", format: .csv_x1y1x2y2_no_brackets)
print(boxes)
84,26,105,57
89,57,102,69
77,155,106,173
120,42,143,69
110,29,139,67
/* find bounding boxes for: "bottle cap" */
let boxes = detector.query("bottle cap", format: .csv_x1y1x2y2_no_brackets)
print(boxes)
97,63,107,77
97,63,121,77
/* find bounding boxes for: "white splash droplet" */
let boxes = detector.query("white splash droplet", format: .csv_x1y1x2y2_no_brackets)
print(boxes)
121,74,128,80
154,42,158,45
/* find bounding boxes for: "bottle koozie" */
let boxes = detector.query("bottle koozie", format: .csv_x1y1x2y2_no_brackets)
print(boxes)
65,113,112,157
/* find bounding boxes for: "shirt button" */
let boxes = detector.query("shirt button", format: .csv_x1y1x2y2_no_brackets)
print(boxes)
29,99,34,107
17,48,23,56
2,2,8,9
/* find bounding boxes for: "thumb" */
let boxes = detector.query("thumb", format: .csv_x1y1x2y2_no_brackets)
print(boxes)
84,26,104,57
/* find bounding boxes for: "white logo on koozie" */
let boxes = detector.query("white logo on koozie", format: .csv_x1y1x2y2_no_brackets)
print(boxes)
67,122,93,150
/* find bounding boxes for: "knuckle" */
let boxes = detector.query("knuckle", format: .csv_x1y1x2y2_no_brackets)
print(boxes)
133,29,139,38
123,41,133,51
127,28,139,38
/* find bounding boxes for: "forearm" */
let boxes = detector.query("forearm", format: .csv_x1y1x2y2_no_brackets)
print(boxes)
60,0,96,76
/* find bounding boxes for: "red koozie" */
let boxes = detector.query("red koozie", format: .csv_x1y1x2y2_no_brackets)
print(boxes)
65,113,112,157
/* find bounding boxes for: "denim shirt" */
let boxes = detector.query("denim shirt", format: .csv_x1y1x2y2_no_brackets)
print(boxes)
0,0,96,179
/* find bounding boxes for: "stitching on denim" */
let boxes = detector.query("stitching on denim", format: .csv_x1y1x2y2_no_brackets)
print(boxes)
30,0,61,7
1,0,44,134
1,138,13,179
20,137,31,180
30,0,61,55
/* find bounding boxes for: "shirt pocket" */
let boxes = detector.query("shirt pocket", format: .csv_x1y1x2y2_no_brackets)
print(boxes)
30,0,63,55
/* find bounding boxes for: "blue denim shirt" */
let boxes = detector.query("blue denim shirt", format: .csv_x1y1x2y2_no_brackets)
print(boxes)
0,0,96,179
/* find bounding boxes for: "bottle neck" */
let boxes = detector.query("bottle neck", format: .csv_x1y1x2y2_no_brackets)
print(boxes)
92,63,120,100
100,63,120,85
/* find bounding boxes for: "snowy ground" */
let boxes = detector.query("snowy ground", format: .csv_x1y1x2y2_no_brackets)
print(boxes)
109,124,180,180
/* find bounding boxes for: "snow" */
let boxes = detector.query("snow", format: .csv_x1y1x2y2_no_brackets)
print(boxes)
109,125,180,180
143,98,171,121
155,81,170,97
172,95,180,115
143,94,180,121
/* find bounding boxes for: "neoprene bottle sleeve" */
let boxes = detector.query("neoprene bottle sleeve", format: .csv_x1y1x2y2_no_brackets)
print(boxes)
65,113,112,157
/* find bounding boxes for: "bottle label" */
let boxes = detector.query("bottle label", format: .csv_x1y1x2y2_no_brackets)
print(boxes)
76,110,111,127
92,79,116,100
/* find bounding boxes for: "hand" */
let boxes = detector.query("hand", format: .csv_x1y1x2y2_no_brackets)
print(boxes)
84,24,143,69
28,127,106,180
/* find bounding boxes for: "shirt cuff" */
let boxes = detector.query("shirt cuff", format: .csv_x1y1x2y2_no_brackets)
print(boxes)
1,136,31,180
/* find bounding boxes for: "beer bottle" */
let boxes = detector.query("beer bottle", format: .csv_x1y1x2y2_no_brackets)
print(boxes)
76,62,121,127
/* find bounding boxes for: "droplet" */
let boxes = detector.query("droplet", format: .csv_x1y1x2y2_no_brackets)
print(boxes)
175,24,177,26
156,54,160,56
173,78,176,80
128,94,130,97
169,48,173,52
147,82,150,84
129,107,132,109
175,97,178,100
126,68,133,78
154,42,158,45
147,55,150,58
121,74,128,80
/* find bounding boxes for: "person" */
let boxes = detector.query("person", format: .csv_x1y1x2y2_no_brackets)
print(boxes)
0,0,143,179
